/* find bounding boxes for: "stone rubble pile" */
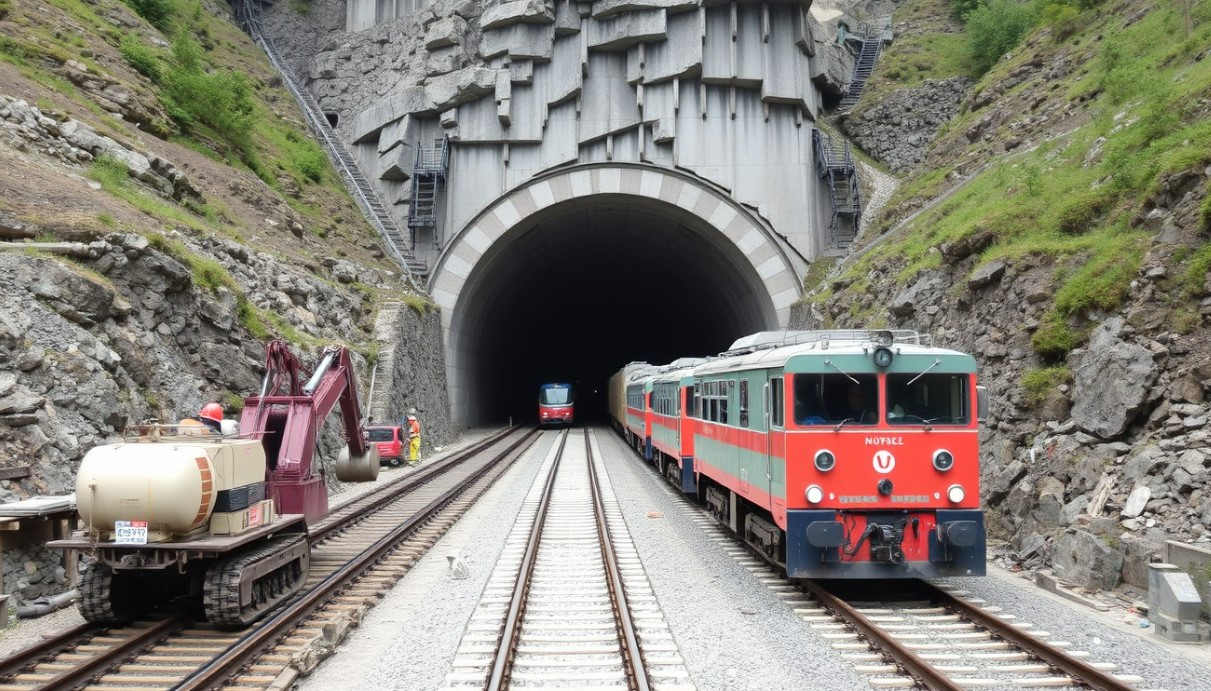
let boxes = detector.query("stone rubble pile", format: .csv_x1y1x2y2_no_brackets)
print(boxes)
0,95,202,202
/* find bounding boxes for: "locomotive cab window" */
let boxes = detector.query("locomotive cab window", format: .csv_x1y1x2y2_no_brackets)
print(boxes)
792,374,877,425
540,386,572,405
886,373,969,425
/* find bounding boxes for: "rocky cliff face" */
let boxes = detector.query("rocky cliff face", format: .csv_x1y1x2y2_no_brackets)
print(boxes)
841,76,973,173
799,1,1211,591
0,1,453,603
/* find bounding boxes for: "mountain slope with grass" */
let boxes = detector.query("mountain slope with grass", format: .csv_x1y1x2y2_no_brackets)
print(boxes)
0,0,452,602
800,0,1211,590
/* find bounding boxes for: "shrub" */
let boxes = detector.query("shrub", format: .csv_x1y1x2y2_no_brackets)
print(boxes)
949,0,980,21
1032,313,1078,358
161,34,255,153
1020,366,1072,407
122,0,178,31
966,0,1034,76
118,34,162,82
0,0,11,20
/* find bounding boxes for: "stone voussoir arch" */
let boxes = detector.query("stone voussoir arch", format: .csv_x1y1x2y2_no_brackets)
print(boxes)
428,161,803,329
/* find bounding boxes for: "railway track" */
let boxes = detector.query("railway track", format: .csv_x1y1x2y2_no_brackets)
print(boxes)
0,427,536,691
442,428,693,691
606,429,1157,691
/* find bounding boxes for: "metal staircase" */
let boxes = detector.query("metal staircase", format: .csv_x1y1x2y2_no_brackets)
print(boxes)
813,128,861,247
230,0,428,280
838,22,887,111
407,137,449,247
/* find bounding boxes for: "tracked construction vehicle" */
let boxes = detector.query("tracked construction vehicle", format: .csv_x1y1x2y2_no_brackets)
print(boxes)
51,341,380,627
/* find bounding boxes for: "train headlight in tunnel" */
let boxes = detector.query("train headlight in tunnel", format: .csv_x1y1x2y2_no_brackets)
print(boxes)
805,484,824,504
932,449,955,472
814,450,836,472
947,484,966,503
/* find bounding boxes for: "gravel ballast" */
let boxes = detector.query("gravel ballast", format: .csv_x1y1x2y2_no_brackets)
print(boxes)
937,566,1211,690
596,429,871,691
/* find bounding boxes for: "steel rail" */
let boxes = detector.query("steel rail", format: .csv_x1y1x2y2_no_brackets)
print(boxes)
926,583,1137,691
585,430,651,691
799,580,966,691
173,428,540,690
486,429,569,691
0,427,518,689
0,622,94,680
25,616,184,691
313,426,519,539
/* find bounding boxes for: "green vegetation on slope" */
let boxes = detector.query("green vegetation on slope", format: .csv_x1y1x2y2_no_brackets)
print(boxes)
835,0,1211,360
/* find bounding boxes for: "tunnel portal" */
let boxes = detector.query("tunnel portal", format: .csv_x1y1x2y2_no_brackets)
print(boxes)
431,164,801,426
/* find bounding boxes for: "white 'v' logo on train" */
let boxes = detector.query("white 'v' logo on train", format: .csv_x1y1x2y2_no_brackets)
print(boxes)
873,450,895,474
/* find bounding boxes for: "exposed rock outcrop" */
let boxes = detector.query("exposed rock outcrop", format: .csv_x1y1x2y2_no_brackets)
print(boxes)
841,77,974,173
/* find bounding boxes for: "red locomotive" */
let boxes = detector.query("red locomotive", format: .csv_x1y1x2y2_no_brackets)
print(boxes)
610,330,987,578
538,382,575,427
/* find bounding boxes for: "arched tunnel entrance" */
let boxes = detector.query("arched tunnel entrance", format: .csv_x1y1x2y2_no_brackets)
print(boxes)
430,164,802,426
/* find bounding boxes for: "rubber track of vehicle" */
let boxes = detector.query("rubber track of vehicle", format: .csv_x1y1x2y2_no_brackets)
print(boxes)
202,533,307,627
78,562,119,624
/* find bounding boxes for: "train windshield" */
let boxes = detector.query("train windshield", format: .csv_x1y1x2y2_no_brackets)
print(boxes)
540,386,572,405
792,374,877,426
886,373,969,425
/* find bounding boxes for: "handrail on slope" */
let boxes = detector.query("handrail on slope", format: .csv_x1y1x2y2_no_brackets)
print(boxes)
229,0,423,285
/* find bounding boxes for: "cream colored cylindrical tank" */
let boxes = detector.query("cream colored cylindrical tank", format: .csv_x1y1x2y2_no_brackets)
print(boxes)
76,442,219,540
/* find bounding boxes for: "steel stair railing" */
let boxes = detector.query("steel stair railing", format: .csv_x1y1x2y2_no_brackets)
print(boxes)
811,128,862,247
229,0,428,280
838,20,889,112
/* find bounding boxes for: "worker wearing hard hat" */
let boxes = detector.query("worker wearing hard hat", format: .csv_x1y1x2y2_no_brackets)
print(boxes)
199,402,224,433
407,414,422,464
183,402,239,436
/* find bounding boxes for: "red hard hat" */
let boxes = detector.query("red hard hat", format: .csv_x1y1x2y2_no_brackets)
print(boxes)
199,402,224,423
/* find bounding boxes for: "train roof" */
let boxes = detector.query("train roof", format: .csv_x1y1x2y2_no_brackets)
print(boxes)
649,357,709,384
695,330,975,375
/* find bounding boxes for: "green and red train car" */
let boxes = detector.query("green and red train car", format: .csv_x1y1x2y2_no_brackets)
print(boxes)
608,330,988,579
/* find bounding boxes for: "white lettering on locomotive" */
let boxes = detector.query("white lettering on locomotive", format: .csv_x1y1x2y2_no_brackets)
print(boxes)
865,436,904,446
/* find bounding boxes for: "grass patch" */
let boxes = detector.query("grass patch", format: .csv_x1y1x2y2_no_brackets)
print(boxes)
802,256,838,293
1020,366,1072,408
1052,236,1144,315
1181,242,1211,298
1031,313,1079,359
259,123,328,185
401,292,435,316
89,155,218,233
222,391,245,412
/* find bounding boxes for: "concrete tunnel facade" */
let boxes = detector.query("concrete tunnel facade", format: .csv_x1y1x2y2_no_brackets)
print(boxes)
310,0,855,424
430,163,800,425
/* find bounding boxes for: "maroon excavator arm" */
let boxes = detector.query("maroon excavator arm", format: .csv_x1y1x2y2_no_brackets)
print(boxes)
239,341,379,523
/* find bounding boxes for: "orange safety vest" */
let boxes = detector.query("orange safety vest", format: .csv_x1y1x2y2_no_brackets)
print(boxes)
408,418,421,438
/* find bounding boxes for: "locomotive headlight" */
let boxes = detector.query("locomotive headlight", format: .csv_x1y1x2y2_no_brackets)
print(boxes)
947,484,966,503
814,450,836,472
806,484,824,504
932,449,955,472
873,347,894,368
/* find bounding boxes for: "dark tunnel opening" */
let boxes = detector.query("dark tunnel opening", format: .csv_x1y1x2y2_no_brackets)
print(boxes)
450,193,780,426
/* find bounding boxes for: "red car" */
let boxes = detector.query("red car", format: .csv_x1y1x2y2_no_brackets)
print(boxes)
366,426,404,466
